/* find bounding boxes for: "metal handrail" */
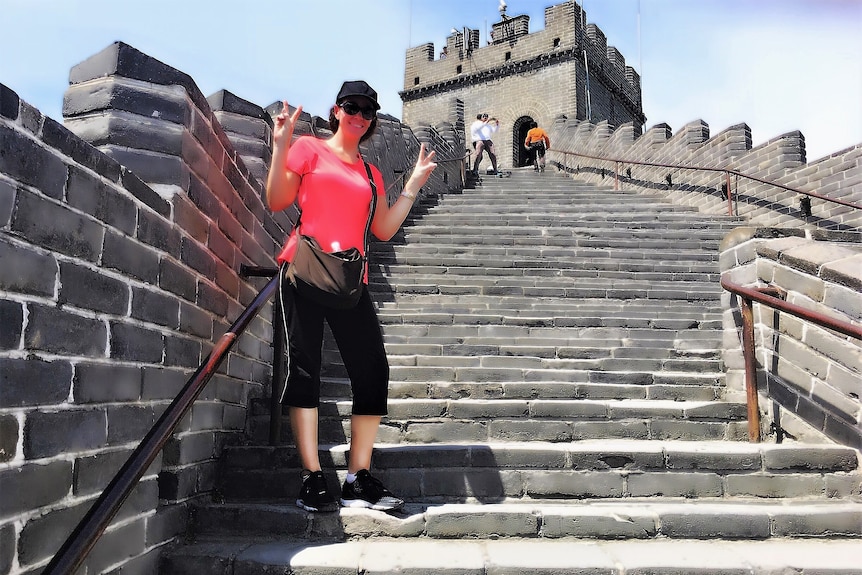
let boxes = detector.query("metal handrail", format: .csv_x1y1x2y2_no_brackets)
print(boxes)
720,276,862,442
549,148,862,217
43,274,280,574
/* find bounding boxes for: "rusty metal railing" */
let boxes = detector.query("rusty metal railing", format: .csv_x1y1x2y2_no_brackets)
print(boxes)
549,149,862,220
720,277,862,442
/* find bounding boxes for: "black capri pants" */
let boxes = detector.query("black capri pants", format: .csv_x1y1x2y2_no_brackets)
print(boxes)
278,272,389,415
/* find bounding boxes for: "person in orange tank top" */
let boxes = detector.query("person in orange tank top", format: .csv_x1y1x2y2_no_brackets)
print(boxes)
265,81,437,513
524,121,550,172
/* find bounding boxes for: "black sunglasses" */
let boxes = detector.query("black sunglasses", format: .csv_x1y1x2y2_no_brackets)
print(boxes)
339,100,376,121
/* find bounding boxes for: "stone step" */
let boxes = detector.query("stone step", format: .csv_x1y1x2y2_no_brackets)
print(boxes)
184,499,862,542
371,264,723,283
248,398,748,445
217,441,860,502
160,537,862,574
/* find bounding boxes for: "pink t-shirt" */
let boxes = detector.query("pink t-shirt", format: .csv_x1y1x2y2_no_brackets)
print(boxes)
276,136,385,281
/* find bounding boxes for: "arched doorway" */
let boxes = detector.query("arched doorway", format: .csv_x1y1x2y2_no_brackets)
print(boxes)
513,116,534,167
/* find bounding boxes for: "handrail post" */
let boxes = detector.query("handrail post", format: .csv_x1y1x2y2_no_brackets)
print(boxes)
740,296,762,442
614,161,619,190
724,171,733,216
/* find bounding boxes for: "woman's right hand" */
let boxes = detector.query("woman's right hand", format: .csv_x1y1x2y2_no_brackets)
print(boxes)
273,100,303,150
266,100,304,211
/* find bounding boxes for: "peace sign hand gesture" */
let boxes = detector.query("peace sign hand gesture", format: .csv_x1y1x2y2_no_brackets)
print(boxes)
409,143,437,189
273,100,303,150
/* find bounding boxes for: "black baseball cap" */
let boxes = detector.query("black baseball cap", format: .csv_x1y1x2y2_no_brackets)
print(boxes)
336,80,381,110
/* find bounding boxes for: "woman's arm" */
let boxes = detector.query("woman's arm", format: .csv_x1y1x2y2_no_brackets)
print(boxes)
265,101,304,212
371,143,437,241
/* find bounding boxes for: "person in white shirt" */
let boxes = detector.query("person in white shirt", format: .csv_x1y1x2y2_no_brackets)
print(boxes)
470,113,499,175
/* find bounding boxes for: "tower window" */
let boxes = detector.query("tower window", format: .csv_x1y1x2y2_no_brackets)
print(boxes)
414,77,420,85
457,65,463,74
505,51,511,61
553,38,560,48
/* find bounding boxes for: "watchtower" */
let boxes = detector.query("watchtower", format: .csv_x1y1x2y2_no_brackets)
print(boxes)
400,0,645,169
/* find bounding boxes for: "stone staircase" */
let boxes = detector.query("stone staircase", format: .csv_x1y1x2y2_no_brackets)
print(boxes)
161,170,862,573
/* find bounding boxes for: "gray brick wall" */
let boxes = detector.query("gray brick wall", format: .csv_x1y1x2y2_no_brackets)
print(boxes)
0,40,447,574
547,116,862,231
720,229,862,449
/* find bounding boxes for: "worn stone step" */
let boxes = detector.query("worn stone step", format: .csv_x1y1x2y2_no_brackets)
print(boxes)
185,499,862,543
249,398,748,445
218,441,860,502
160,537,862,575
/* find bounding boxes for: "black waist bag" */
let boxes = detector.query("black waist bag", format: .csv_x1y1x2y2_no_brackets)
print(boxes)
287,236,365,309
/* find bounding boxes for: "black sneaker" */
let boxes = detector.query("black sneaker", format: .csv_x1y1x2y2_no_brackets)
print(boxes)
296,470,338,513
340,469,404,511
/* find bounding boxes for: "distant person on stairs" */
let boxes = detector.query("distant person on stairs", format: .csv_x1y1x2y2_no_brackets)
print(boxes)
470,112,500,176
265,80,437,513
524,121,550,172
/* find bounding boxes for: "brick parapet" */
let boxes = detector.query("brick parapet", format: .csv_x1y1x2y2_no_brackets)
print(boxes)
719,228,862,448
548,116,862,231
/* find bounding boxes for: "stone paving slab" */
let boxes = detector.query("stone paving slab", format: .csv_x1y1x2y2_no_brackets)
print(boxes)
161,537,862,574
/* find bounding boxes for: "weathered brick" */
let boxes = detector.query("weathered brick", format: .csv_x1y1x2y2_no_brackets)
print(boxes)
164,334,202,368
74,362,142,403
173,193,209,243
0,460,73,517
660,510,771,538
83,514,147,573
0,299,23,350
137,208,181,257
0,415,18,462
181,235,216,277
0,178,14,227
11,188,105,262
24,408,107,459
0,357,72,408
163,432,215,466
17,502,87,566
41,116,122,183
0,83,20,120
197,281,228,317
131,285,180,328
102,229,160,284
0,124,67,199
74,448,134,496
66,165,136,235
109,321,164,363
0,521,13,574
0,236,58,297
142,366,189,401
58,261,129,315
107,404,156,444
179,301,213,339
25,303,107,357
121,167,171,216
159,257,197,302
105,145,186,187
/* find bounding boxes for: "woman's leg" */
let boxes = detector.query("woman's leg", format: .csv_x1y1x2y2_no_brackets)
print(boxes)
291,406,322,471
347,414,381,473
326,287,389,472
280,278,326,471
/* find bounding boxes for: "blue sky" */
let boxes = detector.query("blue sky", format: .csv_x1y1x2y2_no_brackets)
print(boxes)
2,0,860,162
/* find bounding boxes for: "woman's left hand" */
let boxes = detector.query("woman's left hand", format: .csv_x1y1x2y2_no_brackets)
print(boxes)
410,143,437,188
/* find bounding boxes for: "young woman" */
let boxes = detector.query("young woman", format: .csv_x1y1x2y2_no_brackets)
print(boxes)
265,80,437,512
